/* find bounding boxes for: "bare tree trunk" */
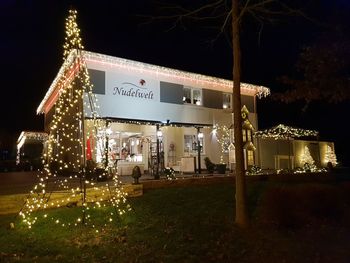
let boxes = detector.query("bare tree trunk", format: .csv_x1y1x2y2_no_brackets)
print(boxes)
232,0,249,227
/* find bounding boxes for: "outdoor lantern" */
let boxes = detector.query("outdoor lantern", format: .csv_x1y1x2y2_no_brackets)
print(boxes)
157,130,163,138
198,132,204,139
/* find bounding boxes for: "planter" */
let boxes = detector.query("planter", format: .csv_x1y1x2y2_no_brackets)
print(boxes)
132,165,142,184
216,163,227,174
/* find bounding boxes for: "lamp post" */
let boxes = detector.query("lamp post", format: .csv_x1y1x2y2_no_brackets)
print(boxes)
105,123,112,169
197,127,203,174
156,124,162,179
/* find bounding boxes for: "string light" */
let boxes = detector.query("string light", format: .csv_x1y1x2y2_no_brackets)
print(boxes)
37,52,270,115
213,124,231,164
254,124,319,140
20,9,130,229
324,145,337,166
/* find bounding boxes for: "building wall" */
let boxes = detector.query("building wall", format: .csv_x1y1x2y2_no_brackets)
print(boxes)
84,67,257,129
258,138,336,170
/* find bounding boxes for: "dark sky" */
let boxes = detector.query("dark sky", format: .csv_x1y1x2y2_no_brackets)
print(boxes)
1,0,349,164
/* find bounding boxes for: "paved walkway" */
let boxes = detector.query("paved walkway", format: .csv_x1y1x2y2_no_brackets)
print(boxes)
0,171,232,215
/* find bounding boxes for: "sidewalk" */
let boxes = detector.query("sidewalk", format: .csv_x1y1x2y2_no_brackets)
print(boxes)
0,171,233,215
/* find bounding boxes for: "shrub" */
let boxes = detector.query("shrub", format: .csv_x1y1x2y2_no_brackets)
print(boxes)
164,167,176,180
246,165,262,176
216,163,227,174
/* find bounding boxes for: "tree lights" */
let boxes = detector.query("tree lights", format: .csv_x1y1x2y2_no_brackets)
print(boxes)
324,145,337,167
213,124,231,164
19,9,130,229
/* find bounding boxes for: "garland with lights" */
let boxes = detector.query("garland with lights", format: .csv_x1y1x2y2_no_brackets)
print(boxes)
19,9,130,230
37,52,270,115
254,124,319,140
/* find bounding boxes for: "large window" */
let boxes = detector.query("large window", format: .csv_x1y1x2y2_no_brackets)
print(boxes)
184,134,204,154
183,87,202,105
223,93,232,109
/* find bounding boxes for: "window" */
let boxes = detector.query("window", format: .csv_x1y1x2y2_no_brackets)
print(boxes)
223,93,232,109
247,150,254,166
247,130,252,142
183,87,202,105
242,129,247,142
183,87,191,103
184,134,204,154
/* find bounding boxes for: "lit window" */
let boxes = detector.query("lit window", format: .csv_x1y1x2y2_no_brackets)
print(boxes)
247,150,254,165
247,130,251,141
242,129,247,142
183,87,202,105
223,93,232,109
184,134,204,153
183,88,191,103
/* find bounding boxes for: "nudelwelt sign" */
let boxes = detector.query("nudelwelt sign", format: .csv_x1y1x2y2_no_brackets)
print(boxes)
112,80,155,100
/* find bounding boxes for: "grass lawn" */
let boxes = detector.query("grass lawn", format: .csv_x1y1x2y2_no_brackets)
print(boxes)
1,180,350,262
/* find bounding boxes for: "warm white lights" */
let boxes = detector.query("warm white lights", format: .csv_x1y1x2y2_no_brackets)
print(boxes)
156,130,163,138
21,9,130,230
37,50,270,114
255,124,318,140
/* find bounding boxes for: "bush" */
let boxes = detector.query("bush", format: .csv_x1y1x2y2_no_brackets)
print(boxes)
216,163,227,174
246,165,262,176
164,167,176,180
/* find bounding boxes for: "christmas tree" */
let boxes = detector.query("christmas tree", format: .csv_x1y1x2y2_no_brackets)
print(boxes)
324,145,337,167
300,145,317,172
19,9,129,229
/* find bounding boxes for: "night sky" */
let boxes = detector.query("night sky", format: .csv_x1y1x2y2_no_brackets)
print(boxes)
1,0,349,165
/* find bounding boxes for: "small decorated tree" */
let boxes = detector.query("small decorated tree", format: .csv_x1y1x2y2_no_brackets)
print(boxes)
324,145,337,167
213,124,230,164
300,146,317,172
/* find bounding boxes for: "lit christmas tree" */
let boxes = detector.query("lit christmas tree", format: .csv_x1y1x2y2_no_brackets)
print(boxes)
300,146,314,165
300,145,317,172
19,9,129,229
324,145,337,167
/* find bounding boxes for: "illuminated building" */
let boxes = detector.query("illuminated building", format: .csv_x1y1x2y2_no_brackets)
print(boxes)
255,124,337,170
37,50,269,173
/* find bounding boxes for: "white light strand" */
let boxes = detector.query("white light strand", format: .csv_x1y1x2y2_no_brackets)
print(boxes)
37,50,270,114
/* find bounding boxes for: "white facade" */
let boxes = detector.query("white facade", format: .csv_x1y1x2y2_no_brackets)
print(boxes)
38,51,270,174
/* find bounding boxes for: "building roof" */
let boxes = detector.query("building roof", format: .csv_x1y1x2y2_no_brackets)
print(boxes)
17,131,48,150
37,50,270,114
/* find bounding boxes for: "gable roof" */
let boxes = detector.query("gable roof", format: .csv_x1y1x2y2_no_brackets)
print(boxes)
37,50,270,114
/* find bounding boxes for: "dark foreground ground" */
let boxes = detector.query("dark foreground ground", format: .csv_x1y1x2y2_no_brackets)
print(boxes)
1,176,350,262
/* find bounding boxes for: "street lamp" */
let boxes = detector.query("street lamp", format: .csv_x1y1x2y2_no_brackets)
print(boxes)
155,124,162,179
197,127,203,174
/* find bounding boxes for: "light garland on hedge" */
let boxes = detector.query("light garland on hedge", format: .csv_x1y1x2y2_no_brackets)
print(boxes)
254,124,319,140
20,9,130,230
